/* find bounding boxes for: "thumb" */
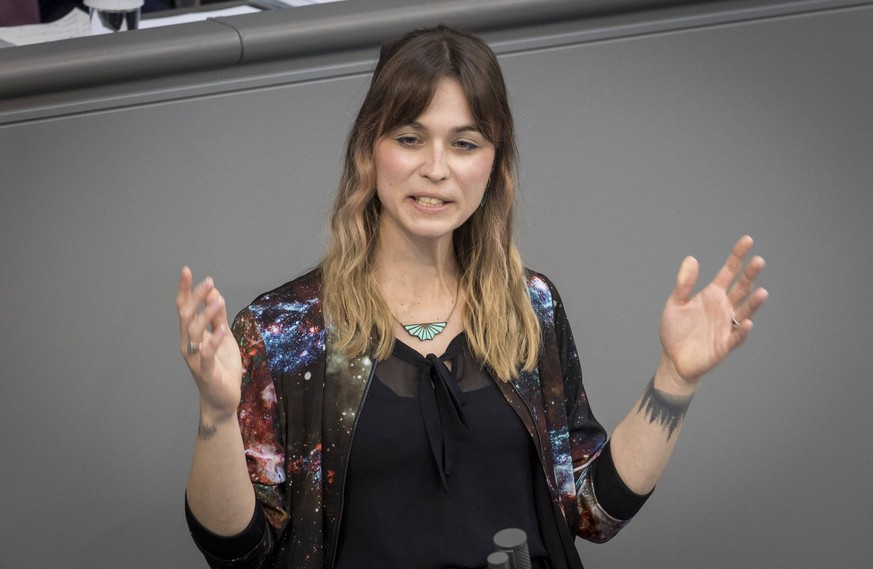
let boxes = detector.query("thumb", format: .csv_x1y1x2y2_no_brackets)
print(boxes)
670,256,699,304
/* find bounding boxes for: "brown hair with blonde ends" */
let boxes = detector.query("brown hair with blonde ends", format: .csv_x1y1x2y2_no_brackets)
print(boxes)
321,25,540,380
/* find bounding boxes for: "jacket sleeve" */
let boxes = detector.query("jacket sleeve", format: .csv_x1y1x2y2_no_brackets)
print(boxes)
548,279,650,542
186,307,288,568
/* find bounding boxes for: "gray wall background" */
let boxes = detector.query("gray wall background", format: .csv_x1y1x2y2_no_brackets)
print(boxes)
1,1,871,567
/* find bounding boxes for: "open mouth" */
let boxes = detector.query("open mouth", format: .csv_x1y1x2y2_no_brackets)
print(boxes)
413,196,447,207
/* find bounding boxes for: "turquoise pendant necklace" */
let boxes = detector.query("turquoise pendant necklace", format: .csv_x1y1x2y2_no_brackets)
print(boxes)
395,282,460,341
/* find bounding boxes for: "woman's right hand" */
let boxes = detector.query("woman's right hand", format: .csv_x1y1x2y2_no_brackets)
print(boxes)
177,267,243,418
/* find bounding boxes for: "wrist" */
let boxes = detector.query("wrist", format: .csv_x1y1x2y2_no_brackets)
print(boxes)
198,400,239,427
655,352,701,398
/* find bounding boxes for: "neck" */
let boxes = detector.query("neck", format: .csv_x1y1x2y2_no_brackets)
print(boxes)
374,229,458,297
375,239,462,334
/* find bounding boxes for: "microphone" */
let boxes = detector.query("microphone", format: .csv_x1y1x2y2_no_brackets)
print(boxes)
487,551,512,569
492,528,531,569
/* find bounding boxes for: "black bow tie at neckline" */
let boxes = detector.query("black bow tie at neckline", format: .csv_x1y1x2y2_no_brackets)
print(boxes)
393,337,472,492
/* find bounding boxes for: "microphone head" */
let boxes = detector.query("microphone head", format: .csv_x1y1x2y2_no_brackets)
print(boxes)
493,528,527,550
493,528,531,569
487,551,511,569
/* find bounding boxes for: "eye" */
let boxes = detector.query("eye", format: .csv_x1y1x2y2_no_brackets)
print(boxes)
395,135,421,147
454,139,480,152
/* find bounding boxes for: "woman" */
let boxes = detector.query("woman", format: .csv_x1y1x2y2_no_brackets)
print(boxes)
177,25,767,569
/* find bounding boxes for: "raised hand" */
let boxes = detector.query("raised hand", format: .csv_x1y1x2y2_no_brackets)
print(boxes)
659,236,768,385
176,267,243,418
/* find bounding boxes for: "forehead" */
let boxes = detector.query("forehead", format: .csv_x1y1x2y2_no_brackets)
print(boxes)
411,77,477,129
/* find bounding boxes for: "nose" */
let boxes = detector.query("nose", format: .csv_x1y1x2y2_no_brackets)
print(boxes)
420,145,449,182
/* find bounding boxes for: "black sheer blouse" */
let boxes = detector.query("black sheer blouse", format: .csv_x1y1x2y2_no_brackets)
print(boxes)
334,333,549,568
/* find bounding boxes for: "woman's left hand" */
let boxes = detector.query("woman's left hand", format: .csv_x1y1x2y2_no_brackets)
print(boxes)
659,235,768,387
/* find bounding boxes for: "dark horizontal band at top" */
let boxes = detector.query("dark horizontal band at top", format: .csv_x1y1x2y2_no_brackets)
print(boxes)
0,0,866,102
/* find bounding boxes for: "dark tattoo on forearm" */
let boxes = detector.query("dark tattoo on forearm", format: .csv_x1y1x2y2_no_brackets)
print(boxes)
638,376,693,439
197,418,218,441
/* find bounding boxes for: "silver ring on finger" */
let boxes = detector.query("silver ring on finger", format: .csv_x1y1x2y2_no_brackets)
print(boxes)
731,311,741,329
186,339,202,356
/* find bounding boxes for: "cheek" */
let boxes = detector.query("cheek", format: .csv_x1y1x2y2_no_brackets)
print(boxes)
470,151,496,184
373,142,411,185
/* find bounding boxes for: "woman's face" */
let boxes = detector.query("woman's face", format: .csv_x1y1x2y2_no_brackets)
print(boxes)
373,77,495,247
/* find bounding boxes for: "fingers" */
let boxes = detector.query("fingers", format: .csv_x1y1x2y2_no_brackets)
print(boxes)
727,255,765,307
670,256,699,304
201,291,229,343
198,323,228,376
178,267,226,360
177,266,193,310
734,286,769,328
178,272,213,331
712,235,754,290
186,291,222,345
713,235,768,327
719,235,767,329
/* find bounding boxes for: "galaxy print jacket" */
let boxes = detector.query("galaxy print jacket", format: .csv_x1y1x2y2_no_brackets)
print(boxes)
212,268,628,568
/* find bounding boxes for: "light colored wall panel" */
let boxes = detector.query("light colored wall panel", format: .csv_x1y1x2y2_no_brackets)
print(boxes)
1,2,870,568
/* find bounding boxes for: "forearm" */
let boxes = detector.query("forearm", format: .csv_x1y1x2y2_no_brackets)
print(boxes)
609,353,698,495
186,403,257,537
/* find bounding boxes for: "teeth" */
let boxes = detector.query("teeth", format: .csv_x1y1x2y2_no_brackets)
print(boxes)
415,196,445,206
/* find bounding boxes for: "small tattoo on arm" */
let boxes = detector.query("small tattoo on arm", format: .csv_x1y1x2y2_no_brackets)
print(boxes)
638,376,692,439
197,418,218,441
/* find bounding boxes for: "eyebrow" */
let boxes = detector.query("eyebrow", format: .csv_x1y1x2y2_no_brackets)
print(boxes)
406,121,482,135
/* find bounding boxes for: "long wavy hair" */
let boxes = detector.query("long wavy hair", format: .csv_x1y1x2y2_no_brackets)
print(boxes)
321,25,540,380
